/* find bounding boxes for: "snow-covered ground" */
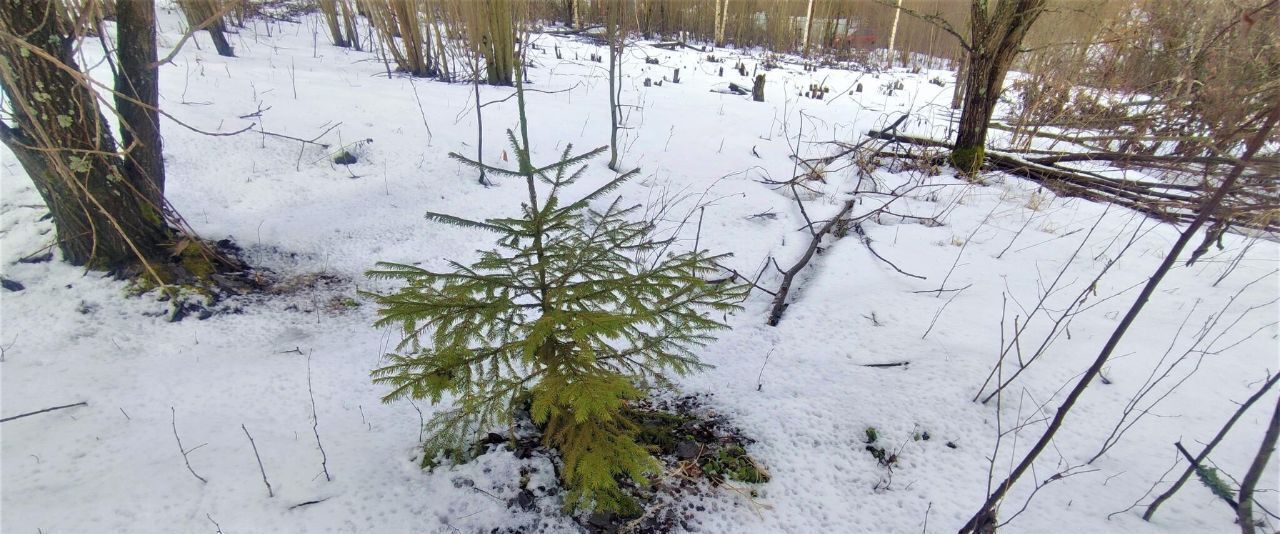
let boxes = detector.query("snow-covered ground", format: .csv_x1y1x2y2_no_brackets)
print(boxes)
2,9,1277,533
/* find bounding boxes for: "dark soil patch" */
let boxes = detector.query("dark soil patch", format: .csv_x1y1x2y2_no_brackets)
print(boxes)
466,393,768,534
130,238,355,322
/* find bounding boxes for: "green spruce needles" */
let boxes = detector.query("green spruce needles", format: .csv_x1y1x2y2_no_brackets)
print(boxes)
364,66,745,513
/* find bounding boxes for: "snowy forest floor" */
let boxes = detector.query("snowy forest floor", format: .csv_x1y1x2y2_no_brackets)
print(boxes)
2,7,1278,534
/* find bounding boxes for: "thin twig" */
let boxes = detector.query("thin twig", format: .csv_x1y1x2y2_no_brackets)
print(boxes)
241,424,274,498
171,407,208,484
921,287,965,339
252,122,339,148
864,361,910,368
206,513,223,534
306,351,331,482
756,349,775,391
856,224,926,280
289,497,331,510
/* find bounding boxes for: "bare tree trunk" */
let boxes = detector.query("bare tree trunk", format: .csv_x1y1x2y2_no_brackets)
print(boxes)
206,23,234,57
178,0,235,57
391,0,429,76
474,74,487,185
115,0,164,205
430,14,449,81
1237,394,1280,534
801,0,816,57
886,0,902,68
713,0,726,47
606,0,621,170
951,53,967,110
565,0,577,28
320,0,349,47
340,0,361,51
0,1,171,269
482,0,514,85
951,0,1046,175
420,0,437,75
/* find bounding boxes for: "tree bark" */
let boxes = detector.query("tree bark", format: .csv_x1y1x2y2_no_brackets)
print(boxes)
951,0,1046,175
204,19,234,57
339,0,361,51
606,0,621,170
951,54,967,110
0,1,170,269
319,0,349,47
480,0,513,85
115,0,165,205
178,0,235,57
391,0,429,76
713,0,726,47
801,0,816,57
1237,394,1280,534
886,0,902,68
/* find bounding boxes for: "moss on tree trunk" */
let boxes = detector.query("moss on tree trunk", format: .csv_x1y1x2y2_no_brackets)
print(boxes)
0,1,171,270
949,0,1047,177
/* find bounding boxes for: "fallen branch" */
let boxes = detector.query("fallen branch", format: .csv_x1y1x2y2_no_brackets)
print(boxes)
1026,150,1253,168
867,130,1279,232
1144,372,1279,520
1174,442,1239,509
543,25,604,38
765,117,916,326
808,115,910,166
650,41,701,51
289,497,331,510
766,198,856,327
1,401,88,423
